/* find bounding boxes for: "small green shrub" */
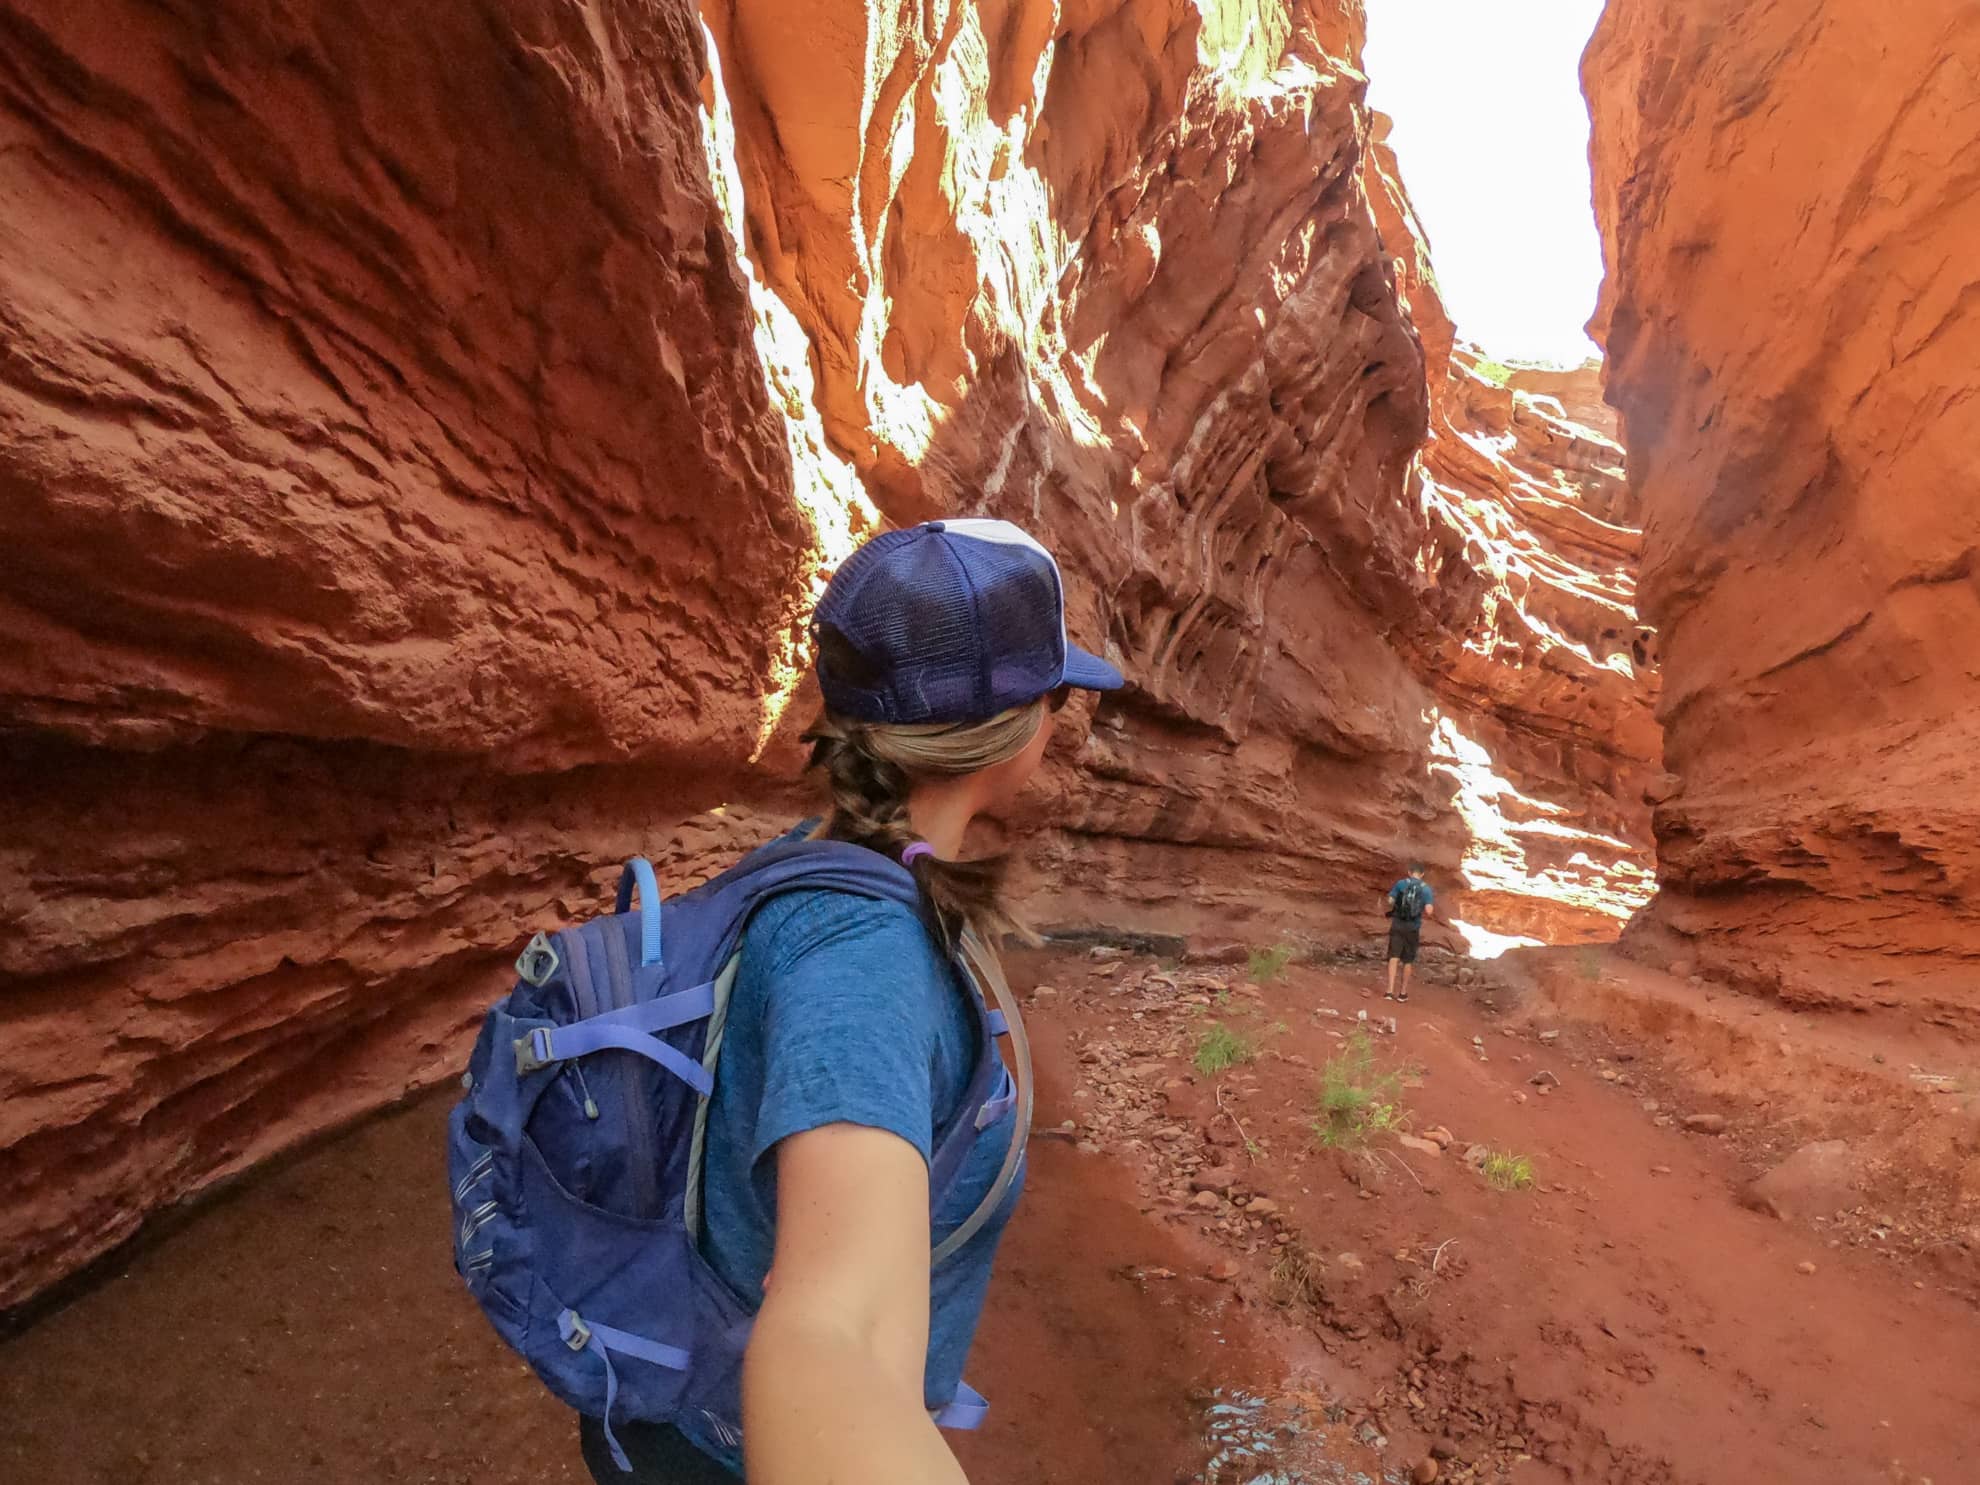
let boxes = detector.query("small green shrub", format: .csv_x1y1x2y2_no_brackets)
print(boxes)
1194,1022,1256,1076
1247,944,1294,983
1574,946,1605,982
1475,358,1515,387
1313,1029,1407,1148
1482,1151,1536,1191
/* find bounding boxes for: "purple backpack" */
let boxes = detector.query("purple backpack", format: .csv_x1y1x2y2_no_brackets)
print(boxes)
446,835,1031,1470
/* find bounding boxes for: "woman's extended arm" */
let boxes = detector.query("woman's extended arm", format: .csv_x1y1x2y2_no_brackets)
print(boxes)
743,1123,970,1485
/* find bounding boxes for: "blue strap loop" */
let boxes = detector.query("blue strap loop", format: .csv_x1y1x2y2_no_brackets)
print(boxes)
986,1009,1009,1038
933,1380,989,1430
516,983,717,1094
560,1310,692,1473
614,858,663,966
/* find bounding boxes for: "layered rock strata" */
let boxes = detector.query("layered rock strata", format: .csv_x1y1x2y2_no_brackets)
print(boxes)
0,0,840,1310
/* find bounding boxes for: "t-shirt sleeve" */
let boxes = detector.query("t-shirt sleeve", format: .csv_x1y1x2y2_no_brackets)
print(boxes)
745,893,944,1172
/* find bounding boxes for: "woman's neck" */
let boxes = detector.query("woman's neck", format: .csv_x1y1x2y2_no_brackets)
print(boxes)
906,777,979,859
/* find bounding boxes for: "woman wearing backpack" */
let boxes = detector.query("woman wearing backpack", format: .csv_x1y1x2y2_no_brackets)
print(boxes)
579,518,1123,1483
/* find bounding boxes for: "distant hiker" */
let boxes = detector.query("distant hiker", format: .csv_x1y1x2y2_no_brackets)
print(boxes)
1383,862,1437,1002
447,520,1122,1485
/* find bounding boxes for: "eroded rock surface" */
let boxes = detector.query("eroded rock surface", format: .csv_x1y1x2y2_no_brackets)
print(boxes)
705,0,1450,939
1585,0,1980,1025
0,0,843,1309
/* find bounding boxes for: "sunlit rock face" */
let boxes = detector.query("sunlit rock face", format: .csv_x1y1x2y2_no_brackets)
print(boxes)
1409,350,1659,946
1586,0,1980,1023
1361,119,1659,947
705,0,1452,941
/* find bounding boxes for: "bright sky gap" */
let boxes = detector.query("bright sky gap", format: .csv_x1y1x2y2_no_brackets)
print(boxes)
1363,0,1609,366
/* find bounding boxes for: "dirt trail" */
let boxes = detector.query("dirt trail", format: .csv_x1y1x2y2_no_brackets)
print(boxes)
3,947,1976,1484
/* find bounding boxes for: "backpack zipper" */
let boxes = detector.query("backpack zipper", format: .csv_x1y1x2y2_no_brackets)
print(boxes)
599,920,661,1217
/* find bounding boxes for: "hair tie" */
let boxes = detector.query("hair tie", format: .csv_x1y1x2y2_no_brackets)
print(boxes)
900,841,934,867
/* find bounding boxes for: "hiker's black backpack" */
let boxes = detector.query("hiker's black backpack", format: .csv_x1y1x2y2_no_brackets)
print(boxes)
1391,878,1429,924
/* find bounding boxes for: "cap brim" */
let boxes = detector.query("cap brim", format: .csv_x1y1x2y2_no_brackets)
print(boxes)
1061,644,1125,692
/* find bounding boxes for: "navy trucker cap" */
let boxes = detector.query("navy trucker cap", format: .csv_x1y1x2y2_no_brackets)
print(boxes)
811,518,1125,725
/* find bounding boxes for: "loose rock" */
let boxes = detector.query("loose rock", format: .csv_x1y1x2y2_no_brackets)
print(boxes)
1191,1165,1239,1194
1740,1140,1864,1221
1683,1113,1728,1135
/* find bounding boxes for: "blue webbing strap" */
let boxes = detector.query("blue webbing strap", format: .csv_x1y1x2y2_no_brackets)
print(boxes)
560,1310,692,1473
523,983,717,1095
933,1381,989,1430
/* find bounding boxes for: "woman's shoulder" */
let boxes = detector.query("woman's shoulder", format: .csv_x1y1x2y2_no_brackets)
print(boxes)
742,886,950,980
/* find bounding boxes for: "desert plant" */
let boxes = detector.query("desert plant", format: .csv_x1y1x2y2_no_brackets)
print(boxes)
1194,1022,1256,1076
1247,944,1294,983
1574,946,1605,982
1482,1151,1536,1191
1474,357,1515,387
1313,1029,1407,1148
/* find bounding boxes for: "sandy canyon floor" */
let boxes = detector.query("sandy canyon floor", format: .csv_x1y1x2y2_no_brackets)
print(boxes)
4,947,1977,1485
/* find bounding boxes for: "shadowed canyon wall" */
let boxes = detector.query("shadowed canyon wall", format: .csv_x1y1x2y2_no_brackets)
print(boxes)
0,0,847,1311
2,0,1654,1306
1585,0,1980,1029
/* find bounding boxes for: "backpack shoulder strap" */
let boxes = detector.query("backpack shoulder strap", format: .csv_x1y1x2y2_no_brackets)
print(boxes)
696,837,1033,1268
929,931,1031,1267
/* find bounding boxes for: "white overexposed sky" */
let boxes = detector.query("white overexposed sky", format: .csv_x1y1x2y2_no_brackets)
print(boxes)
1363,0,1608,366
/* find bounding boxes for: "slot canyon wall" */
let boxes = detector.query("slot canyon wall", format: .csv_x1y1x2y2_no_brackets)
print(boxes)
0,0,1653,1308
1584,0,1980,1028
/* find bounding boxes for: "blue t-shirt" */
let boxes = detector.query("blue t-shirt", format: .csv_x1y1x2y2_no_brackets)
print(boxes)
684,885,1022,1472
1388,877,1435,924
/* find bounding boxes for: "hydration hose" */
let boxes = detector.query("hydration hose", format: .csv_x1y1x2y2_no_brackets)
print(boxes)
931,931,1034,1267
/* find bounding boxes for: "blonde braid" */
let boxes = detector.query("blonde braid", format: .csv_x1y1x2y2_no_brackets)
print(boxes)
802,707,1045,952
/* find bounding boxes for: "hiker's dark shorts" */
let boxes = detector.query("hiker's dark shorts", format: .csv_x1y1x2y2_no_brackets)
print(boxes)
581,1417,735,1482
1387,921,1422,965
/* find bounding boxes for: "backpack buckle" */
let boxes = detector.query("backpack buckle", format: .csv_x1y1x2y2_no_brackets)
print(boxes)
564,1314,593,1352
516,933,560,987
513,1027,556,1076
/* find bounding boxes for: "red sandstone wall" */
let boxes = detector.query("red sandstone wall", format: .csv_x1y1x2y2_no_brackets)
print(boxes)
1585,0,1980,1025
0,0,833,1310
